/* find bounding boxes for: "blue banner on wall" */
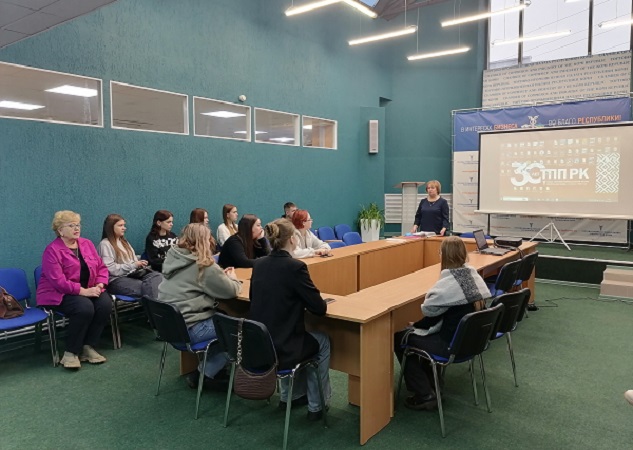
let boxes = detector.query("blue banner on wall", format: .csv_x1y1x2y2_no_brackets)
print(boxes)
454,97,632,152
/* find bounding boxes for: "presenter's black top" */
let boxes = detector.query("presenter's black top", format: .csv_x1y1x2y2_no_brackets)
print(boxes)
413,197,450,234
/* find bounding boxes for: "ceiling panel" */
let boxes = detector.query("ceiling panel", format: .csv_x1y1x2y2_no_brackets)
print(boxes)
41,0,116,18
5,0,59,9
4,11,61,34
0,28,26,46
0,2,32,27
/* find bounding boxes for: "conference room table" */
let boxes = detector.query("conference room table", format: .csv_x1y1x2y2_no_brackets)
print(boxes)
184,237,537,445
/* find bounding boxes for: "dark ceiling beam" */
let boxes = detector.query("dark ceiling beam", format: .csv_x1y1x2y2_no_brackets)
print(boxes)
380,0,453,21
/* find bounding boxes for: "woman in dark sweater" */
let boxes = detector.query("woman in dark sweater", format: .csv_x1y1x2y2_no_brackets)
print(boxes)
410,180,449,236
144,210,178,272
218,214,270,268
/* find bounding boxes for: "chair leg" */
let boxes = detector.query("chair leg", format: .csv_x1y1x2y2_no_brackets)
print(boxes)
223,363,236,428
431,362,446,438
395,352,408,410
156,342,168,396
505,332,518,387
312,362,327,428
110,298,122,350
469,359,479,406
283,374,295,450
47,313,60,367
478,355,493,413
34,322,43,352
195,349,209,419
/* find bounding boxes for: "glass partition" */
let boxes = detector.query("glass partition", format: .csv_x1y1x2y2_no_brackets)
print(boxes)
254,108,299,146
194,97,250,140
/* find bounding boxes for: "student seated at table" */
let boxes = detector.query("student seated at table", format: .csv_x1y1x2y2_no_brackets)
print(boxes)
218,214,270,268
394,236,489,411
190,207,217,254
291,209,330,258
250,218,331,420
216,204,238,247
282,202,297,219
158,223,242,389
145,210,178,272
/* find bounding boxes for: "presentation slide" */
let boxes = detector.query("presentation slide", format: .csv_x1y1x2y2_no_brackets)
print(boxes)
478,123,633,219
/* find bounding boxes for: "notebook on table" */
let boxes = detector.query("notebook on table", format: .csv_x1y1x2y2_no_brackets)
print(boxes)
472,229,510,256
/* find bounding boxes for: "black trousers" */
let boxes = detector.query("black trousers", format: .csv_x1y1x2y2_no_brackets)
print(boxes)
394,329,449,398
53,292,112,355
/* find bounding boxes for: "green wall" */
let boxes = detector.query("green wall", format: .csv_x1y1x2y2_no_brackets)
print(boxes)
0,0,393,277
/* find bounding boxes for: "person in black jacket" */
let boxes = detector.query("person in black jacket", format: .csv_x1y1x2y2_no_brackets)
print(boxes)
249,218,331,421
218,214,269,268
410,180,449,236
144,210,178,272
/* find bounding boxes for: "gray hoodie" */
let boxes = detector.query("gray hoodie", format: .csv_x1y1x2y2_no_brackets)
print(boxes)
158,246,242,325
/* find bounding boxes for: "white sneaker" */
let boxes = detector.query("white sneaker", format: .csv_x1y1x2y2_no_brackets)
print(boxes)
625,390,633,406
79,345,107,364
60,351,81,369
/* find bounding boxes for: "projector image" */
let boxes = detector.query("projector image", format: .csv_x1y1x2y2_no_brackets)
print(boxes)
494,236,523,248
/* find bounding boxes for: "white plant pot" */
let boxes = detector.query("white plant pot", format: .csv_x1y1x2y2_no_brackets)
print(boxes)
360,219,380,242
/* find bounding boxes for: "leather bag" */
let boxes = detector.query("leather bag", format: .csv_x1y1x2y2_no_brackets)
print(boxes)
233,319,278,400
0,286,25,319
127,268,152,279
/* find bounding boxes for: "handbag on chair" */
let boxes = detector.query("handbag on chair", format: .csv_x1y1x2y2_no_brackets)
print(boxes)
233,318,277,400
0,286,25,319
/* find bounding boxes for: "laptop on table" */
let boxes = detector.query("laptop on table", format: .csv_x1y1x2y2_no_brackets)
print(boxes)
472,229,510,256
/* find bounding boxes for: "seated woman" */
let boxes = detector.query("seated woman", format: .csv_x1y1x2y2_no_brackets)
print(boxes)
190,207,217,253
218,214,270,268
394,236,489,411
250,219,331,420
97,214,162,300
144,210,178,272
158,223,242,387
291,209,331,258
216,204,238,247
36,210,112,369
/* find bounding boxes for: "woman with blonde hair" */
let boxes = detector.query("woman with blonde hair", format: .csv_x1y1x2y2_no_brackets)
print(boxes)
394,236,489,411
97,214,162,300
36,210,112,369
158,223,242,388
410,180,449,236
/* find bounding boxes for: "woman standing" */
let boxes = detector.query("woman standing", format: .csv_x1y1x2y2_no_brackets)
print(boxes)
36,210,112,369
250,219,331,420
394,237,489,410
218,214,270,268
216,204,238,247
145,210,178,272
97,214,162,300
291,210,330,258
410,180,449,236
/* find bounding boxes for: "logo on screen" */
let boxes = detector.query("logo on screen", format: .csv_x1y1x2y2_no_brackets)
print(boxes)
510,162,545,186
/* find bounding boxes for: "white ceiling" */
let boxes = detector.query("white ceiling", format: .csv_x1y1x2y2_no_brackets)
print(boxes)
0,0,117,48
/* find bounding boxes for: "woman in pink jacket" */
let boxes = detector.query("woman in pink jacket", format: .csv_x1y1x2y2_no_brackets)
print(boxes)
36,210,112,370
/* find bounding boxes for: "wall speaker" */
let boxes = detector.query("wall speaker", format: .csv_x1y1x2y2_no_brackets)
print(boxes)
369,119,379,154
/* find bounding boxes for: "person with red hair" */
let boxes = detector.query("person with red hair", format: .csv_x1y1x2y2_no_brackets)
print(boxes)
291,210,330,259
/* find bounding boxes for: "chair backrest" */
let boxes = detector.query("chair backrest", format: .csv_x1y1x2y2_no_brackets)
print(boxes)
328,241,346,249
342,231,363,246
515,288,531,324
494,259,522,293
34,265,43,287
517,251,539,283
0,268,31,303
334,224,352,240
213,254,220,264
490,289,530,334
312,229,319,239
448,303,504,360
142,297,191,345
212,313,277,370
317,227,336,241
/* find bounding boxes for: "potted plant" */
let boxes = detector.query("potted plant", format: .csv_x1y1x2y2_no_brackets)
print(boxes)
357,203,385,242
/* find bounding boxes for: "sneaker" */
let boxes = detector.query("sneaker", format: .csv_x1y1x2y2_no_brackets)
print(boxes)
79,345,107,364
527,303,539,312
404,394,438,411
60,351,81,369
306,405,329,421
625,390,633,406
278,395,309,411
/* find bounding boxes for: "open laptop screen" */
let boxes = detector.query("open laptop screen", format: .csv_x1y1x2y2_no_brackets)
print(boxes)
472,229,488,251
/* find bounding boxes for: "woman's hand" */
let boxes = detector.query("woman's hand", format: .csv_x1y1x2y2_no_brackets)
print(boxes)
439,228,446,236
80,286,101,297
410,225,418,234
315,249,329,256
224,267,238,280
136,260,148,268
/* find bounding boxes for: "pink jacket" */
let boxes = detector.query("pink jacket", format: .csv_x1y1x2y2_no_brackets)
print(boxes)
36,237,109,306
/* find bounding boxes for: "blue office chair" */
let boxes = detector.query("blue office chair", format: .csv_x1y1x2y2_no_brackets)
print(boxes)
328,241,346,249
143,297,218,419
0,268,56,366
213,254,220,264
317,227,336,241
342,232,363,246
312,229,319,239
334,224,352,240
396,303,504,437
212,313,327,450
514,252,538,288
485,259,522,298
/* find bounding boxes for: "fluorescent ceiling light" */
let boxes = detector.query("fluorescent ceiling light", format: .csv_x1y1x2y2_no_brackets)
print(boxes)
45,85,98,97
0,100,45,110
564,0,585,3
269,137,295,142
442,3,526,27
349,26,417,46
342,0,378,18
303,125,313,130
285,0,341,16
407,46,470,61
201,111,246,118
492,30,571,46
234,130,267,134
599,18,633,29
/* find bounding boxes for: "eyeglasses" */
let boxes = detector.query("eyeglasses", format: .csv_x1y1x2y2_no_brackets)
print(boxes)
64,223,81,229
304,218,314,222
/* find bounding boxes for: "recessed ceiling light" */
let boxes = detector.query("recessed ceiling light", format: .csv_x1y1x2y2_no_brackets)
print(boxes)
46,85,98,97
270,137,295,142
202,111,246,118
234,130,267,134
303,125,313,130
0,100,45,110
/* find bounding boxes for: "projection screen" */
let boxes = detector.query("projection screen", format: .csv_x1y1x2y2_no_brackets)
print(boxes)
477,122,633,220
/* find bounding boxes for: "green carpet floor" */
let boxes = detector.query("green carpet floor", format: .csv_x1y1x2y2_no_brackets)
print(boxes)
537,242,633,262
2,282,632,449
